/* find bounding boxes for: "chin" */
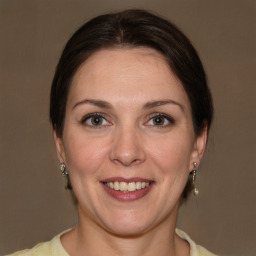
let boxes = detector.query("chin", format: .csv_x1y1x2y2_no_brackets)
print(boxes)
106,222,150,238
99,210,156,237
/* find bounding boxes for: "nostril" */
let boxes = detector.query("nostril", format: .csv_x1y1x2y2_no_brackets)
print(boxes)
113,157,142,167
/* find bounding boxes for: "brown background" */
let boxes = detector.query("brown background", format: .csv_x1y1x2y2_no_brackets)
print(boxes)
0,0,255,255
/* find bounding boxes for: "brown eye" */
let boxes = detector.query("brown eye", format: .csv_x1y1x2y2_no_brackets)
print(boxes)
153,116,165,125
146,114,175,127
82,113,110,127
91,115,103,126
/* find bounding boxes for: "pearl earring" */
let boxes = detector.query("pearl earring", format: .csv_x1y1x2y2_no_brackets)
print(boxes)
191,162,199,196
60,163,68,176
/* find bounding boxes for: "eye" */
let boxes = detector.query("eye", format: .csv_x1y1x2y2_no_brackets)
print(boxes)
82,113,111,127
146,114,175,127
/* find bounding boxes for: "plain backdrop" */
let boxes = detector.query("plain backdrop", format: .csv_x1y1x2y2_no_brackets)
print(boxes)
0,0,255,255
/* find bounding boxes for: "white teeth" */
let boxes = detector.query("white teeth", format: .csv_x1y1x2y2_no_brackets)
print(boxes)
119,182,127,191
136,182,142,190
104,181,151,192
128,182,136,191
114,181,120,190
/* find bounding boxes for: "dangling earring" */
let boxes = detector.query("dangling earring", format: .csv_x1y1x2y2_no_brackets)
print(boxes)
60,163,68,176
191,162,199,196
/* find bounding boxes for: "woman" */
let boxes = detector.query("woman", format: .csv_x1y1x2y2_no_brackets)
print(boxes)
8,9,216,256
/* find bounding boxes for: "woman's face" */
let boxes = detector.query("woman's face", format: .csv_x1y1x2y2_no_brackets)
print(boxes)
55,48,206,235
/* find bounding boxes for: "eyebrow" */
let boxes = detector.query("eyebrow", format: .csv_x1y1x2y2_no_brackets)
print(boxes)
143,100,184,111
72,99,113,110
72,99,184,111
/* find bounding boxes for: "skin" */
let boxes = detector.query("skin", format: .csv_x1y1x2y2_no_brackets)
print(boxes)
55,47,207,256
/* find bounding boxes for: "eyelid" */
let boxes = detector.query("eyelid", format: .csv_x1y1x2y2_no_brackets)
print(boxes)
80,112,174,128
81,112,112,127
145,113,175,127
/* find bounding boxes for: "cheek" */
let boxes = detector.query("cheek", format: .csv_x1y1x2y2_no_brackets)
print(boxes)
63,132,110,176
147,132,194,176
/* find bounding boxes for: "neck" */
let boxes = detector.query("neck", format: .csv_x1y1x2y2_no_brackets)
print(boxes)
61,205,189,256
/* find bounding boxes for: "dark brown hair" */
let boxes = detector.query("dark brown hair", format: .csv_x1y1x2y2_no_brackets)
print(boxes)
50,9,213,200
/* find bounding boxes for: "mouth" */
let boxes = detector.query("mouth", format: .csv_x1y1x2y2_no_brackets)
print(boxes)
101,178,155,201
103,181,153,192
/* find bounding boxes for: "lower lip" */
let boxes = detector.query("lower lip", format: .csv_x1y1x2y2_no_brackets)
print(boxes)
101,183,154,202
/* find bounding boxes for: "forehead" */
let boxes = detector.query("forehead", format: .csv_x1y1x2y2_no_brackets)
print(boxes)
68,47,189,109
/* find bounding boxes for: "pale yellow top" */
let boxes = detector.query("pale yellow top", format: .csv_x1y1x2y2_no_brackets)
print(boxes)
6,229,217,256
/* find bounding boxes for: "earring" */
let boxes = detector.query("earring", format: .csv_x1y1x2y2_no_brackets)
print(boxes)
191,162,199,196
60,163,68,176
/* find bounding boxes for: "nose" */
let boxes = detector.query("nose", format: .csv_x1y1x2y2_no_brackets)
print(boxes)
109,125,146,167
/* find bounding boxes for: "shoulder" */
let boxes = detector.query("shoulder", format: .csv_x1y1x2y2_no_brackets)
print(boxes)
196,245,217,256
175,229,218,256
5,231,69,256
6,241,52,256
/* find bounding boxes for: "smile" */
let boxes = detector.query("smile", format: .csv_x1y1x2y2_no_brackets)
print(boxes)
103,181,151,192
101,178,155,201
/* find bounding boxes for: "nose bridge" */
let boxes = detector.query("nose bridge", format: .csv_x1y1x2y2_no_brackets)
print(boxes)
110,122,145,166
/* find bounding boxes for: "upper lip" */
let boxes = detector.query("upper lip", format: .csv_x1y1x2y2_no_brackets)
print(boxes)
101,177,154,183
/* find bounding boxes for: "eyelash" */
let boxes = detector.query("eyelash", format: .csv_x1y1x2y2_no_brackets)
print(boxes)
81,113,111,128
145,113,175,128
81,113,175,128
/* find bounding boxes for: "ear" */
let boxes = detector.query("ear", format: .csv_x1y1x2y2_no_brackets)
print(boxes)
190,124,208,170
53,130,66,163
